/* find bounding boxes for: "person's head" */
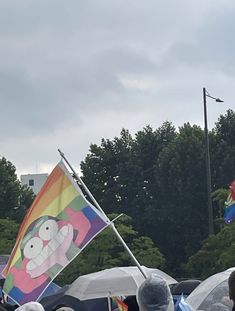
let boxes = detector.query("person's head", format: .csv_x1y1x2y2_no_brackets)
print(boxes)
53,306,74,311
54,308,74,311
228,271,235,303
137,274,173,311
15,302,45,311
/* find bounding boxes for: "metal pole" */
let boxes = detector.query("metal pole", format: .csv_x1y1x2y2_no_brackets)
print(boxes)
107,295,112,311
203,88,214,235
58,149,148,278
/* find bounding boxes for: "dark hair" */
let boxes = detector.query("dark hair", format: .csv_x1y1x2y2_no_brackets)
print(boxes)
228,271,235,301
1,304,18,311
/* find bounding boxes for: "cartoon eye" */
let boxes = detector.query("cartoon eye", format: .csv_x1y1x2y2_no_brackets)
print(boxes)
38,219,58,241
23,237,43,259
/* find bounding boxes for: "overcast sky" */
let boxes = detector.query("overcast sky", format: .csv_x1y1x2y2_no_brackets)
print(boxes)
1,0,235,177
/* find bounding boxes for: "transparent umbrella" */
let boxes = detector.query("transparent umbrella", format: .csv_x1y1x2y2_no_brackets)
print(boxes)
66,266,177,300
186,268,235,311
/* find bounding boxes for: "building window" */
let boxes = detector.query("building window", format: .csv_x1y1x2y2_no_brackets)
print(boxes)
29,179,34,186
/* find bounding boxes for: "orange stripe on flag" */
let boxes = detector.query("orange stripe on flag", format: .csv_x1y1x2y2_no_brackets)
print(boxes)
3,164,69,275
112,297,128,311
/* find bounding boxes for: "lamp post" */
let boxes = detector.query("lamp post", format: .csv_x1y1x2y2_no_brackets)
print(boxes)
203,87,223,235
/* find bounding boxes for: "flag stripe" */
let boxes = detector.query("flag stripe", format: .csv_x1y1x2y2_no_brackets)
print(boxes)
3,161,109,305
10,166,66,242
112,297,128,311
4,166,73,273
10,184,80,267
26,167,71,218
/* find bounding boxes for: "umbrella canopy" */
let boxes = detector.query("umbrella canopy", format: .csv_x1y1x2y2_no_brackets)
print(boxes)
66,266,177,300
40,289,110,311
171,279,201,305
186,268,235,311
171,279,201,296
40,285,70,309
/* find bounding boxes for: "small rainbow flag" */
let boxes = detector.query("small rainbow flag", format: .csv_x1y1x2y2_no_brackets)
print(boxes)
112,297,128,311
3,161,109,305
224,180,235,224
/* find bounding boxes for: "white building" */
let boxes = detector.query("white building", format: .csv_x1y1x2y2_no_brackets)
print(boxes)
21,173,48,194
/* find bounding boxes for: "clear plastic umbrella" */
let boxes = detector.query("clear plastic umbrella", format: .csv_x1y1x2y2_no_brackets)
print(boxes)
186,267,235,311
66,266,177,300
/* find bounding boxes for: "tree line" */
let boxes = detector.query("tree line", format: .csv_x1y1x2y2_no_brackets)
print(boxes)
1,109,235,284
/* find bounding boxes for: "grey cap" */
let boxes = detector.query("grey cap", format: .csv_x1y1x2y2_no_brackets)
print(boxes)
137,274,172,311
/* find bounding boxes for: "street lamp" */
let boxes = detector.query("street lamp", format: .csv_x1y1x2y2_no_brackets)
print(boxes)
203,87,223,235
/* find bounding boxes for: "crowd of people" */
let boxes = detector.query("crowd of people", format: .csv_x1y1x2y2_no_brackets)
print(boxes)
1,271,235,311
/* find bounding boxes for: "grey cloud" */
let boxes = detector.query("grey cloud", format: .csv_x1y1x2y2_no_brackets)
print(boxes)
159,4,235,74
0,0,235,174
0,31,158,141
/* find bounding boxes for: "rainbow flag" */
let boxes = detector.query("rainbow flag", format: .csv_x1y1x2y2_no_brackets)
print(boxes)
224,180,235,224
3,161,109,305
112,297,128,311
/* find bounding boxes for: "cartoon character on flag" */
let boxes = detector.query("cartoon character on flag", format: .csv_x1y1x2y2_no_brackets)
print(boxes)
3,161,110,305
224,180,235,224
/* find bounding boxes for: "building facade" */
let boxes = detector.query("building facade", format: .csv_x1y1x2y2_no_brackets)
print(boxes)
20,173,48,194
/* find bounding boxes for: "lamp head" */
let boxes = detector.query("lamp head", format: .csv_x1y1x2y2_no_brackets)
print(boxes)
215,98,224,103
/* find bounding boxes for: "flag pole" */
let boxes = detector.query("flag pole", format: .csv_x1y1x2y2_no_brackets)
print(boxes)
107,294,112,311
58,149,147,279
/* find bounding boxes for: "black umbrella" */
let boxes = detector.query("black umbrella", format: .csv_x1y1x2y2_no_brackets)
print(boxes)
171,279,201,296
41,294,81,311
40,286,70,310
40,290,110,311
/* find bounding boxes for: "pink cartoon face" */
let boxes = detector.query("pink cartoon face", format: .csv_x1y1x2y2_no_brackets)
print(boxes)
21,217,73,278
11,209,92,294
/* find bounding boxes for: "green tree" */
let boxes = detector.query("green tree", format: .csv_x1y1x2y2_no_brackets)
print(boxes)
81,123,176,241
212,188,229,231
80,112,235,278
0,157,34,222
55,214,165,286
212,110,235,188
81,129,134,215
183,223,235,279
0,219,19,254
154,123,209,275
130,122,176,235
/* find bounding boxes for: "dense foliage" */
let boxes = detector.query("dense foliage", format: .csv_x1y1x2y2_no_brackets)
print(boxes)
183,223,235,279
0,219,19,254
81,110,235,277
0,157,34,222
1,110,235,280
